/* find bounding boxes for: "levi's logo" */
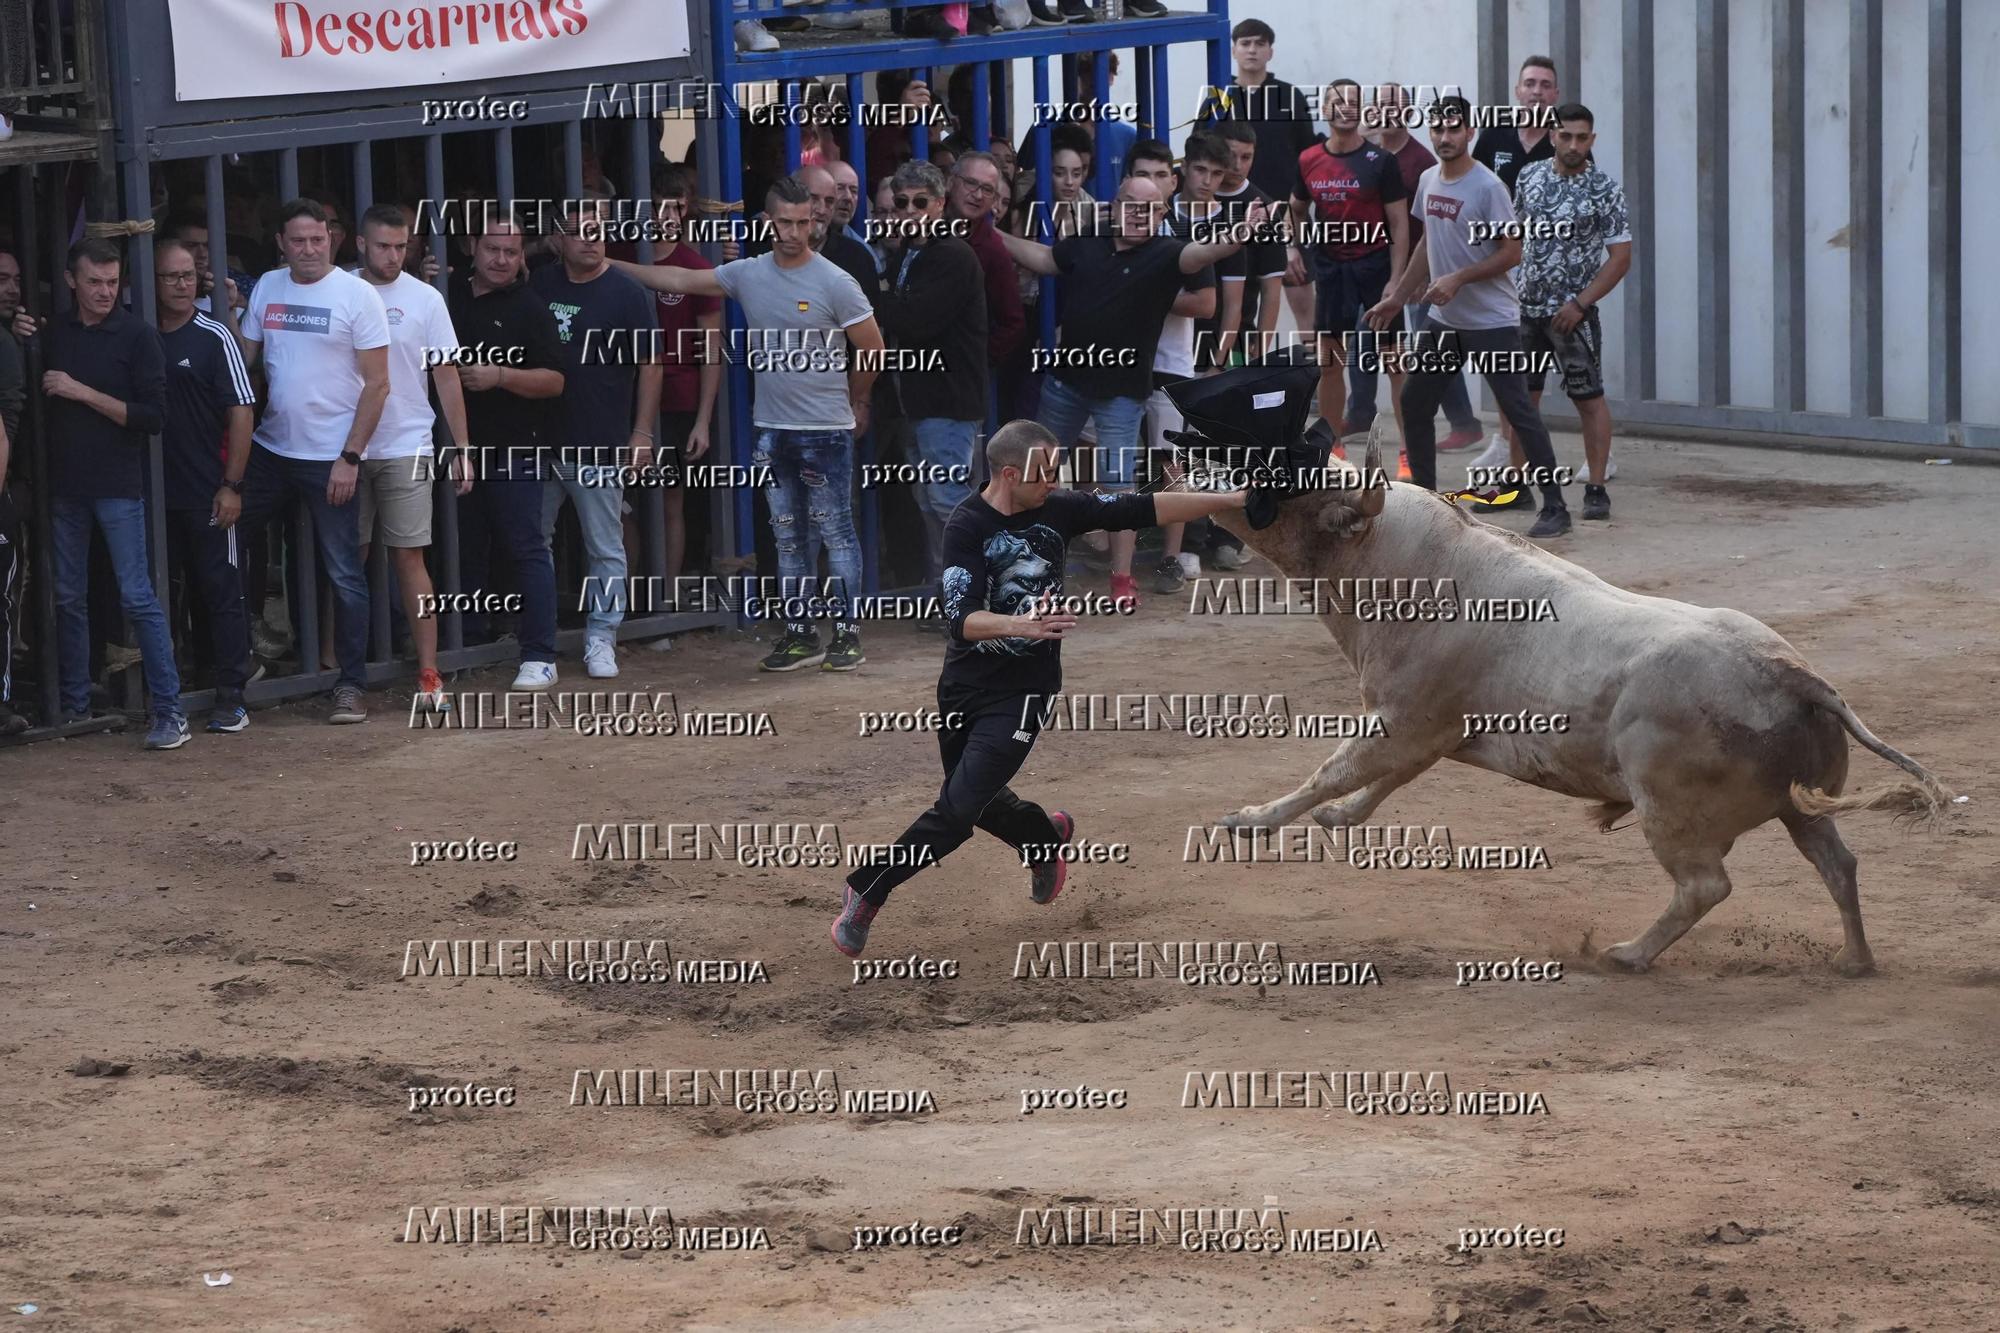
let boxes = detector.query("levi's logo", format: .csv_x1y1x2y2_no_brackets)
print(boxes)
263,304,332,333
1424,195,1465,222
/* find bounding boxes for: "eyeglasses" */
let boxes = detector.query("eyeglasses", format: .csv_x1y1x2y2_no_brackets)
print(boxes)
159,272,198,285
953,176,1000,198
892,194,933,210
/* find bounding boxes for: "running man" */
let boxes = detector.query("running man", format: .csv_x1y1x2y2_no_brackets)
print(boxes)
832,419,1251,957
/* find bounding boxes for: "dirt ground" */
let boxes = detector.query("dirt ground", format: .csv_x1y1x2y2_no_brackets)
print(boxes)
3,433,1997,1332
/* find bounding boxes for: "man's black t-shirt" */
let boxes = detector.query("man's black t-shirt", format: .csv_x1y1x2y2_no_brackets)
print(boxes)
939,488,1157,706
530,263,656,464
448,273,566,477
1049,234,1190,400
160,312,256,509
1197,75,1321,204
1194,185,1283,368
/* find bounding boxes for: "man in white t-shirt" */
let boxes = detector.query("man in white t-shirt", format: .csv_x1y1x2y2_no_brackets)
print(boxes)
236,197,391,724
354,204,473,712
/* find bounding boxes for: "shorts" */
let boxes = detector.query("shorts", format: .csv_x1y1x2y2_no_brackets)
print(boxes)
1145,372,1189,454
1520,307,1605,400
1312,249,1399,342
356,456,434,547
1038,376,1144,490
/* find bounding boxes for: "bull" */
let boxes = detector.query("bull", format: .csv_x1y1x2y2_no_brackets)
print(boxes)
1190,431,1954,976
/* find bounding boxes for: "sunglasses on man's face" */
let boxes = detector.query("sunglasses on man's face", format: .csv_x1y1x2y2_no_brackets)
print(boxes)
892,194,933,210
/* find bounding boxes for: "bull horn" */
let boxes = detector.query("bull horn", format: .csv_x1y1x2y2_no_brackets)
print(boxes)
1355,420,1388,518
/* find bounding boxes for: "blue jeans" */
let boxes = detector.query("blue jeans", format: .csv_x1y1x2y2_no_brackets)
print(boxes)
542,463,627,643
753,428,862,627
51,496,182,715
1349,302,1479,432
467,473,557,664
239,448,371,690
913,417,977,578
1037,377,1144,487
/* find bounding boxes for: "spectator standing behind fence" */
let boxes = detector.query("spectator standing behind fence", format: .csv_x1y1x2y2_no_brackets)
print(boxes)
873,160,989,591
153,239,257,736
532,197,661,682
0,249,24,734
233,198,390,725
613,178,885,673
449,213,566,692
10,239,179,746
998,179,1263,609
352,204,474,711
0,249,22,434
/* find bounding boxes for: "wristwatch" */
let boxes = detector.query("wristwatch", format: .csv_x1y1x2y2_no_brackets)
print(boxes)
340,450,363,466
221,477,245,493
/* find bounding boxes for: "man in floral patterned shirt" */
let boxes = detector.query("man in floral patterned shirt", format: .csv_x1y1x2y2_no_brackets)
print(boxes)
1515,103,1631,521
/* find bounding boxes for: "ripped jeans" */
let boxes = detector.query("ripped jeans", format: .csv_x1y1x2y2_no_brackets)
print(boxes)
753,428,864,632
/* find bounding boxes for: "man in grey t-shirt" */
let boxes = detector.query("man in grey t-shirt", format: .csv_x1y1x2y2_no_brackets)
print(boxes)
1368,95,1570,539
613,178,887,671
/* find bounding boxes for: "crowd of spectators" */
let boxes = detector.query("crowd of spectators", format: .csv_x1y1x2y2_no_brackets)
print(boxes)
0,17,1631,747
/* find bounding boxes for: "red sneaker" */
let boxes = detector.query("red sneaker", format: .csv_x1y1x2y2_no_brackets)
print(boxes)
1031,811,1074,904
415,667,448,713
1109,573,1139,611
1438,427,1482,452
1396,450,1413,481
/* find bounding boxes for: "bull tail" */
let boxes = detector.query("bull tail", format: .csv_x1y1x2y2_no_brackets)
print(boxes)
1587,801,1635,832
1787,673,1956,827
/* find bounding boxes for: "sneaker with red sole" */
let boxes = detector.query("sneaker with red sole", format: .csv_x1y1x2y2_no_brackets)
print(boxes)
414,667,449,712
1396,450,1413,481
1438,427,1482,452
831,885,881,957
1031,811,1075,904
1108,572,1138,611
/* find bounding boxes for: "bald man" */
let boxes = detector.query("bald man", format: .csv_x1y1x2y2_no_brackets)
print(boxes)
999,180,1266,606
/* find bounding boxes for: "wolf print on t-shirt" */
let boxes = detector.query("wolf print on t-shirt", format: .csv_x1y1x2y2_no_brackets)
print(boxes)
944,524,1066,657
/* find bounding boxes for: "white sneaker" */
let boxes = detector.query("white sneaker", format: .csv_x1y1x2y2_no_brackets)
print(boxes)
512,661,558,691
733,19,779,50
1604,456,1619,481
1467,435,1511,473
1176,552,1201,579
584,638,620,679
0,114,12,144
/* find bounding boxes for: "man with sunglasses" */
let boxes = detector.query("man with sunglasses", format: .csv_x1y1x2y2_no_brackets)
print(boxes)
873,160,988,588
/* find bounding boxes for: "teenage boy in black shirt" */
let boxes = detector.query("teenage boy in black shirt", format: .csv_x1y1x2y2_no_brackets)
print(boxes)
154,239,258,734
1473,54,1566,198
832,420,1250,957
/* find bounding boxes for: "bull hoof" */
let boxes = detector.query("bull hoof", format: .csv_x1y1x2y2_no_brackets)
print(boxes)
1218,807,1271,831
1597,945,1651,974
1833,948,1876,979
1311,804,1354,831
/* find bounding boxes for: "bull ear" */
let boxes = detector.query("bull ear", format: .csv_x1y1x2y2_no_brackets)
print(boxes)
1354,421,1388,518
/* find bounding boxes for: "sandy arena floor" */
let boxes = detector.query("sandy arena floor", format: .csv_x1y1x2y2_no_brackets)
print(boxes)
2,432,1996,1331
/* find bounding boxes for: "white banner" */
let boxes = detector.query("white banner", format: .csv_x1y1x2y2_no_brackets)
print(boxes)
166,0,692,103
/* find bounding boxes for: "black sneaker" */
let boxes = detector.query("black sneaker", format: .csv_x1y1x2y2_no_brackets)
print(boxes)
905,8,957,38
1058,0,1094,20
822,630,865,672
1030,811,1074,905
1528,506,1573,539
1027,0,1067,23
967,7,999,33
759,631,826,672
1582,485,1611,521
1125,0,1169,12
207,700,250,733
0,702,27,736
1149,561,1185,595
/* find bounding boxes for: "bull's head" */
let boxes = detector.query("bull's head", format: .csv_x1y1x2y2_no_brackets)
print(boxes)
1182,423,1389,578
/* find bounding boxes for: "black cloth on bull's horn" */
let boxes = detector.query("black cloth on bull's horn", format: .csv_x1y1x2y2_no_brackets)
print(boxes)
1161,343,1340,530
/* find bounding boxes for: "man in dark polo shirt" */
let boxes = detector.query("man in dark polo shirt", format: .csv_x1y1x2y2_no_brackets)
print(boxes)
11,238,181,747
998,178,1262,608
872,159,989,586
1473,55,1567,198
450,211,566,691
155,238,257,735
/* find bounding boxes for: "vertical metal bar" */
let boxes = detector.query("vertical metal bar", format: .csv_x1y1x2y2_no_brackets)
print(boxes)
784,78,803,170
1772,0,1806,412
1090,50,1112,197
1134,44,1155,142
992,59,1010,142
1154,46,1172,158
495,124,517,202
912,69,931,162
1477,0,1508,111
630,114,666,595
1551,0,1583,104
1622,0,1655,403
562,118,584,199
279,147,299,203
971,61,991,150
18,171,60,722
1695,0,1730,407
47,169,69,315
1205,17,1230,98
846,74,866,227
202,155,229,319
121,152,172,690
351,139,373,217
630,114,655,266
1928,0,1962,430
1849,0,1882,419
354,136,391,662
715,81,754,572
423,132,462,653
1032,56,1056,348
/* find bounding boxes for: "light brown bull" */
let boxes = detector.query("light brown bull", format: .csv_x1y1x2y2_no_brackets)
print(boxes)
1204,440,1955,975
